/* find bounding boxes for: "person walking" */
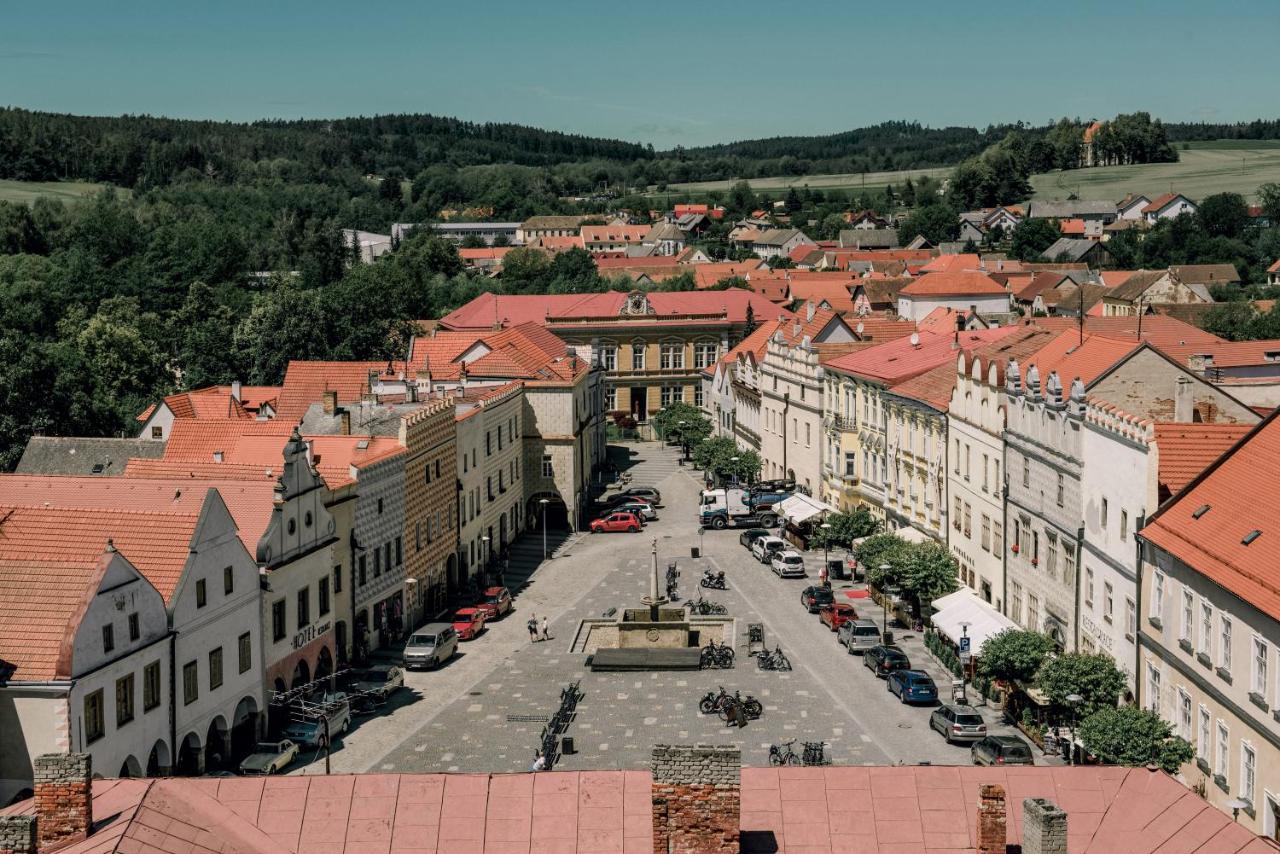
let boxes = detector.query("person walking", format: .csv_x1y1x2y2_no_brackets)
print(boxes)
540,615,551,642
530,751,546,772
527,615,539,642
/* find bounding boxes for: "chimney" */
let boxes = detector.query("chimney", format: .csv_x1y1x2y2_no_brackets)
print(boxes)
651,744,740,854
1174,375,1194,422
323,390,338,415
231,380,242,402
339,410,351,436
33,753,93,850
976,784,1006,854
0,814,36,854
806,301,816,322
1022,798,1067,854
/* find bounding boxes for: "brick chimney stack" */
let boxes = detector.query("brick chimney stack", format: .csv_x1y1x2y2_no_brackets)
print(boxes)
34,753,93,850
323,390,338,415
1022,798,1068,854
976,783,1007,854
650,744,740,854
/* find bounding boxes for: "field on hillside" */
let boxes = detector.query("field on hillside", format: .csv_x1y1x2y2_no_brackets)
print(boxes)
0,179,113,204
1029,141,1280,202
649,165,951,199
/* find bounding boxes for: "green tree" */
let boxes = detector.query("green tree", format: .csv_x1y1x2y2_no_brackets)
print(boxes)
857,534,913,589
977,629,1056,684
1078,706,1194,773
897,202,959,245
1009,218,1061,260
460,233,487,249
651,401,711,447
1257,182,1280,225
1036,652,1126,717
72,297,173,432
691,435,760,482
810,508,882,550
1196,192,1249,239
1202,301,1259,341
899,540,959,612
233,279,329,383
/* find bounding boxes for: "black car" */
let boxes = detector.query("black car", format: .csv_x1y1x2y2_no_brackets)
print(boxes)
751,479,795,494
800,586,834,613
970,735,1035,766
739,528,771,549
863,645,911,677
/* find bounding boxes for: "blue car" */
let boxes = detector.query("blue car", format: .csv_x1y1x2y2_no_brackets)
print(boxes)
886,669,938,705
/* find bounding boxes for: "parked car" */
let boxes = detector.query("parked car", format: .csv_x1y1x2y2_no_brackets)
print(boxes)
620,486,662,506
800,586,834,613
930,704,988,744
613,501,657,521
751,536,787,563
886,670,939,705
971,735,1035,766
479,586,513,620
283,700,351,747
818,602,858,632
452,607,487,640
863,645,911,677
591,511,643,533
239,740,299,775
771,551,806,578
739,528,771,549
402,623,458,670
838,619,882,654
348,665,405,701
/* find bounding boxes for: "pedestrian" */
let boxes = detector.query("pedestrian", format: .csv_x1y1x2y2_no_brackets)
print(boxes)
530,751,546,772
527,615,538,643
818,562,828,588
540,616,551,642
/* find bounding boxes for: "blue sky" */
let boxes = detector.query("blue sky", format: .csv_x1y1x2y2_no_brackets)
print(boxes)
2,0,1274,148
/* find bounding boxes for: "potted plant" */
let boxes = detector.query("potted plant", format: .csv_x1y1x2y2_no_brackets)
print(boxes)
1010,543,1019,554
1030,557,1039,567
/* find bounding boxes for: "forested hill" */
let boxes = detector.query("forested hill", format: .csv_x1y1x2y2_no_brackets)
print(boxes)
0,108,655,187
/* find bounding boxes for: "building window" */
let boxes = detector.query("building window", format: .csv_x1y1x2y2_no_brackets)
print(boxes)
238,632,252,674
297,588,310,630
1151,571,1165,620
1242,743,1257,807
1009,582,1023,625
982,454,989,492
1022,454,1030,488
183,661,198,706
319,577,330,617
805,423,811,448
224,566,234,595
102,624,114,654
953,496,962,531
1252,637,1269,697
209,647,223,691
604,387,617,410
992,520,1002,553
631,342,646,371
1198,705,1210,759
660,386,682,407
272,599,286,642
1125,598,1135,638
542,454,554,478
1027,595,1040,632
151,426,163,439
358,555,367,586
1046,532,1058,577
1178,689,1192,740
84,690,105,743
196,578,207,608
1181,591,1194,643
981,515,991,551
1085,567,1094,608
1120,510,1129,541
1103,582,1114,622
954,439,961,474
601,346,617,371
963,503,972,538
1201,602,1213,657
395,538,402,566
1221,617,1233,672
1101,497,1109,529
1216,721,1229,779
659,343,684,371
694,342,718,369
693,385,704,408
144,661,161,711
1146,663,1161,712
128,612,140,641
1056,472,1064,507
115,674,135,727
333,564,342,594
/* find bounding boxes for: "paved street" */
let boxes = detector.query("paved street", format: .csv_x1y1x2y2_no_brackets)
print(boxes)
298,442,1036,776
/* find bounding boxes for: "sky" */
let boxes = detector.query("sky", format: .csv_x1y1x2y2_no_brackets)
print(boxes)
2,0,1276,148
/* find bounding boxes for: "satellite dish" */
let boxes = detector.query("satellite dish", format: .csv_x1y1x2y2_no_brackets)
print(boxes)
910,332,920,347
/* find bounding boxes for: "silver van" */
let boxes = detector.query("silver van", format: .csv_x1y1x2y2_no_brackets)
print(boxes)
839,619,881,654
402,623,458,670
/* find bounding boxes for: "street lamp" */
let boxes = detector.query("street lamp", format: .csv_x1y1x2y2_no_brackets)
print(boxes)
820,522,832,587
879,564,892,644
482,535,491,588
677,420,687,463
1227,797,1251,822
729,456,740,487
1065,692,1083,766
539,498,549,560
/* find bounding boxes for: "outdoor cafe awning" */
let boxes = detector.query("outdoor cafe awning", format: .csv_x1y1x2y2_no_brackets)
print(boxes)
777,493,832,524
929,588,1018,657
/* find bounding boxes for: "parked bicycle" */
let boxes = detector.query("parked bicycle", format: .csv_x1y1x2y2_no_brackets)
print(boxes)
769,739,828,766
689,596,728,616
755,644,792,671
802,741,829,766
717,691,762,722
699,686,734,715
768,739,801,766
697,686,760,719
699,639,735,669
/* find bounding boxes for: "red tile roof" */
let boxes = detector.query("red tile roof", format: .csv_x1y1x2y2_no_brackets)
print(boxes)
1028,315,1225,353
892,328,1059,411
1153,423,1255,499
1142,409,1280,622
691,260,766,288
1059,217,1087,235
900,270,1007,297
920,253,981,273
824,326,1020,385
1268,259,1280,274
439,291,784,330
276,361,410,419
1019,330,1142,390
1142,192,1186,214
581,224,649,244
712,319,786,373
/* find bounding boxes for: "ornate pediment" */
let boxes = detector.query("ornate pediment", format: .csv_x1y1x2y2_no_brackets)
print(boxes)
621,291,654,316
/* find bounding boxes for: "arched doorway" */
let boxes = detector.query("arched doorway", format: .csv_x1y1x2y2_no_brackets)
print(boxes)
273,677,287,695
528,494,569,531
232,696,259,759
176,732,203,776
146,739,171,777
315,646,333,682
118,755,142,779
446,553,460,599
291,658,311,689
205,716,229,772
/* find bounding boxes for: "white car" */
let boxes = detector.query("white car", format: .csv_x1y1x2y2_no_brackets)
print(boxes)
614,501,658,521
751,536,786,563
771,551,807,578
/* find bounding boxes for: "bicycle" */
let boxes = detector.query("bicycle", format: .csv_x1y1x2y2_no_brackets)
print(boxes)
699,639,735,669
690,596,728,616
756,645,792,672
802,741,829,766
769,739,801,766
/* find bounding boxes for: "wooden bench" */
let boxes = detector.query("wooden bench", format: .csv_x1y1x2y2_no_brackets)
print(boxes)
588,647,704,671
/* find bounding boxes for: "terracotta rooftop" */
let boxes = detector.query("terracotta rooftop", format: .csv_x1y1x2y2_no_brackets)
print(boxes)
138,385,281,424
1027,314,1224,353
893,327,1060,411
919,253,981,273
4,764,1275,854
900,270,1007,297
276,361,413,420
691,260,766,288
1142,409,1280,623
1142,191,1188,214
706,319,788,376
1153,422,1255,500
438,291,785,330
1018,330,1142,391
824,326,1020,386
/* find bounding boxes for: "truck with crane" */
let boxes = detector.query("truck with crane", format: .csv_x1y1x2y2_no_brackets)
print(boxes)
698,486,791,529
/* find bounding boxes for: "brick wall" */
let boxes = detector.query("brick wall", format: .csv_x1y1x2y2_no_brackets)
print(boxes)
1022,798,1067,854
976,783,1006,854
650,744,739,854
0,815,36,854
34,752,92,850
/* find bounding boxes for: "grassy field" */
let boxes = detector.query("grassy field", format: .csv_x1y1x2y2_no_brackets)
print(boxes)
649,165,951,199
0,179,114,205
1030,142,1280,202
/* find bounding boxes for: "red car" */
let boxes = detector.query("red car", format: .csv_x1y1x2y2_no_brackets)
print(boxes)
590,511,643,533
452,607,487,640
819,602,858,632
479,586,513,620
